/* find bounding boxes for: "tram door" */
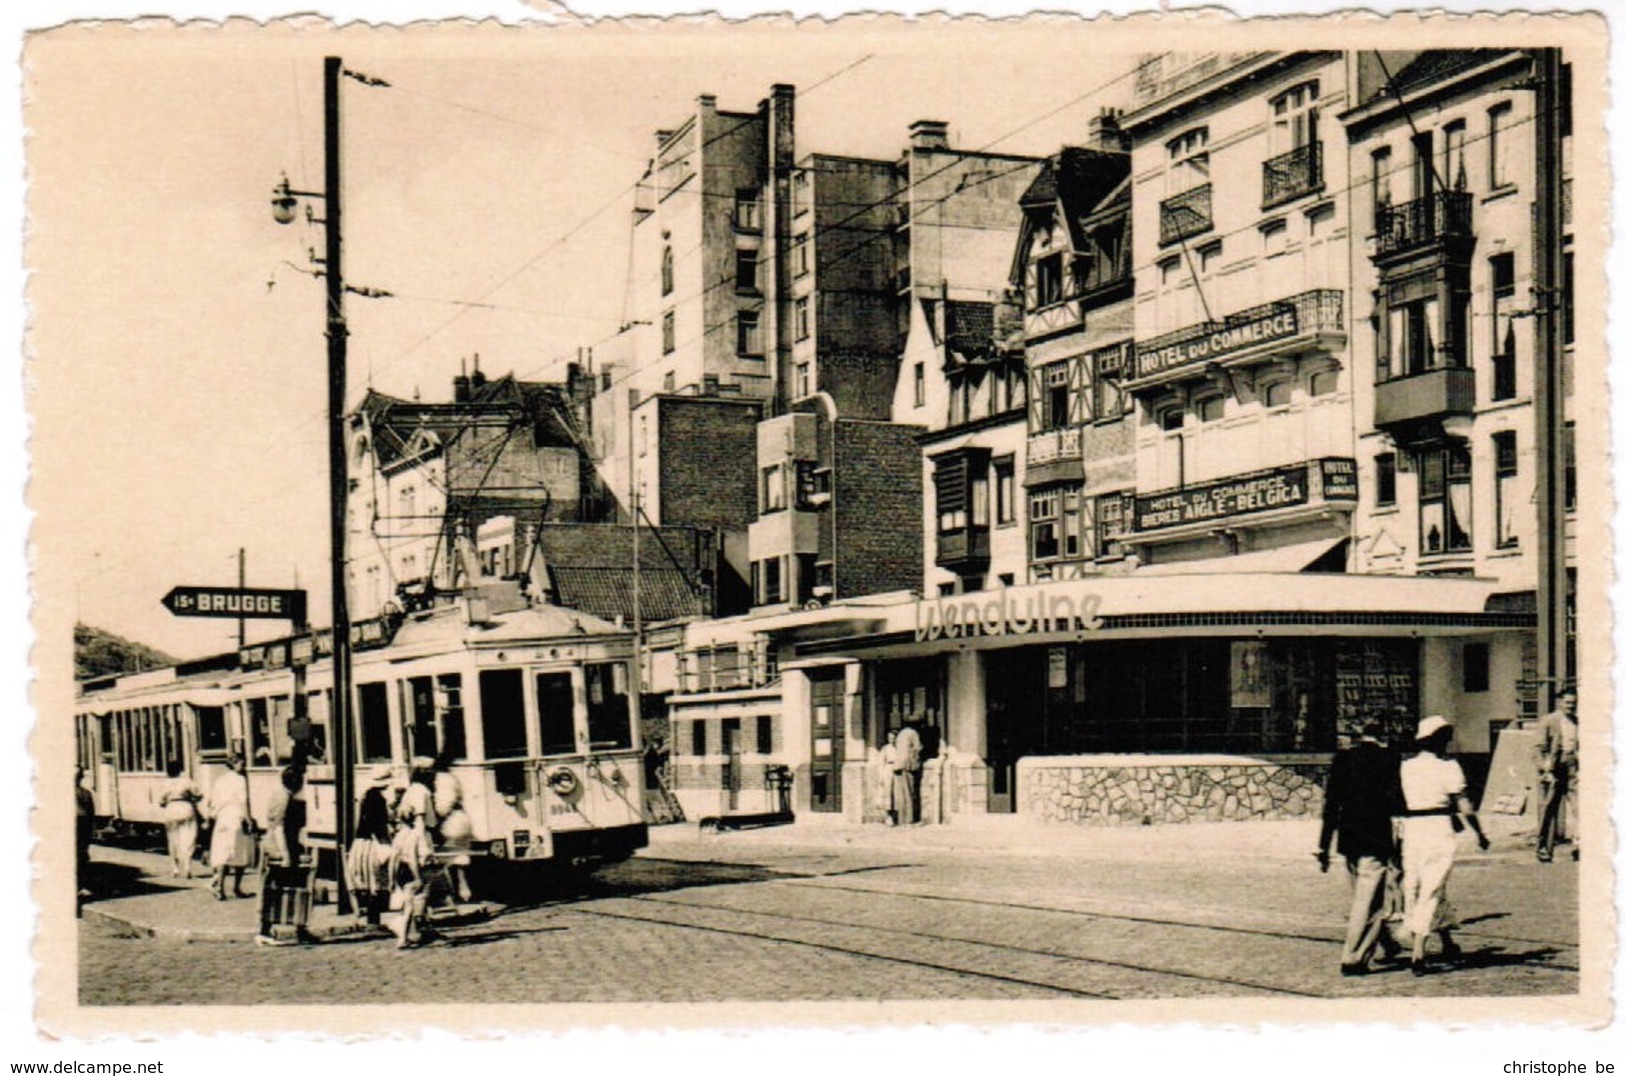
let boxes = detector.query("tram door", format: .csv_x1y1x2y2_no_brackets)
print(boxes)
809,672,845,812
721,718,742,812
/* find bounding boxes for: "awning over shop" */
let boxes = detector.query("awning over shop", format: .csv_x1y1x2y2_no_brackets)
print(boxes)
1134,538,1346,575
794,571,1535,659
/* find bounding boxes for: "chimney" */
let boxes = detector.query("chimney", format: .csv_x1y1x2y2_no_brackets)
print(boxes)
697,93,717,111
453,357,471,402
1089,107,1130,153
909,120,950,151
470,354,487,391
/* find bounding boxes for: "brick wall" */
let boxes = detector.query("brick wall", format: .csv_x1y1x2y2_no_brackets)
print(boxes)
832,419,924,598
656,396,762,531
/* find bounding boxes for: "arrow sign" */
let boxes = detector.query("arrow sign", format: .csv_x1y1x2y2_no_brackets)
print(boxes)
162,585,307,623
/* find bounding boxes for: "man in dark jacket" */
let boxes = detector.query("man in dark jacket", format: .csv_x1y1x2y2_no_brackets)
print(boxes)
1317,721,1406,975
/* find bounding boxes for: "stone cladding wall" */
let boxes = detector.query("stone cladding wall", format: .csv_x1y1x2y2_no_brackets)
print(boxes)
1019,758,1329,824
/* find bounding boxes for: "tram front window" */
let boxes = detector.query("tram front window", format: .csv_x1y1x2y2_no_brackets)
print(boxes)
536,672,576,756
358,682,393,763
479,669,528,760
197,706,227,753
585,662,633,751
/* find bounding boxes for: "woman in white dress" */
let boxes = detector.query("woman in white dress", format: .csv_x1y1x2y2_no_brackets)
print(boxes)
157,758,201,879
1399,715,1490,975
204,754,252,900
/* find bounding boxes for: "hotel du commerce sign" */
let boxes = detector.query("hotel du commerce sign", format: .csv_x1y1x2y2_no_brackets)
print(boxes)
1134,306,1300,379
1134,457,1356,532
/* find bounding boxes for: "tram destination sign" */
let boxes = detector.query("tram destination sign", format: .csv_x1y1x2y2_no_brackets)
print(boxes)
163,585,307,623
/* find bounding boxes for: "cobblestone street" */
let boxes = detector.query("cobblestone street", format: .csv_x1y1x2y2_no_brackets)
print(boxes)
78,819,1579,1007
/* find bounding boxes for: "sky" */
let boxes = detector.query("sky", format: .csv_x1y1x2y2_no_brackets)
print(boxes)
28,19,1159,659
12,0,1625,1065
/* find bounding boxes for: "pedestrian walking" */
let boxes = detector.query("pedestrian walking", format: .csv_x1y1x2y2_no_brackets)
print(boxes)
347,777,395,928
204,754,253,900
433,750,475,904
1535,686,1579,863
893,723,923,826
157,758,202,879
1316,721,1406,975
1398,715,1490,975
383,806,434,950
257,765,309,946
75,765,95,898
877,730,900,826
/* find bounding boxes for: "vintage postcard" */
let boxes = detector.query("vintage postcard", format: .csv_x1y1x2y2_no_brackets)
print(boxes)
21,5,1614,1048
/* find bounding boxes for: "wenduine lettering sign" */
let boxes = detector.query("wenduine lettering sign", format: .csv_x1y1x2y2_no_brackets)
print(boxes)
915,587,1104,642
1135,308,1299,379
1136,465,1310,531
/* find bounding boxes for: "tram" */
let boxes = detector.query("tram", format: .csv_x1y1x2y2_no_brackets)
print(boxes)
74,597,649,874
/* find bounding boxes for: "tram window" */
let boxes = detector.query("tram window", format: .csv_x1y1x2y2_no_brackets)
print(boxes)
270,695,294,765
98,715,112,764
247,698,273,766
585,662,632,750
536,672,576,756
196,706,227,753
438,675,466,761
357,682,393,764
305,691,330,764
165,709,184,772
479,669,528,760
406,677,438,760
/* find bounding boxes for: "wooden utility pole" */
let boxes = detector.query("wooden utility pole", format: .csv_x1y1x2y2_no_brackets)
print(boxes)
1532,47,1568,711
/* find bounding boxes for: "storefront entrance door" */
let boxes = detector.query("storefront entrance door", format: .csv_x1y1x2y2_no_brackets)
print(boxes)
984,650,1045,814
721,718,742,811
809,673,844,812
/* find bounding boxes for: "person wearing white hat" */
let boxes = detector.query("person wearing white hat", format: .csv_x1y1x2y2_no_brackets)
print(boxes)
1398,715,1490,975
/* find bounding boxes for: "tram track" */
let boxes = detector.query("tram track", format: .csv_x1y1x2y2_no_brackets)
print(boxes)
569,888,1331,1000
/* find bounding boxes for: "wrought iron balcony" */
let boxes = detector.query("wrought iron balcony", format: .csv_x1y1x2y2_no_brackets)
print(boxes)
1159,183,1213,246
1262,142,1323,209
1374,189,1474,260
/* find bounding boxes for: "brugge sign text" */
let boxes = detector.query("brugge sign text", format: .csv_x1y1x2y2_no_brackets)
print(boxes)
916,586,1104,642
1135,308,1299,379
163,585,307,623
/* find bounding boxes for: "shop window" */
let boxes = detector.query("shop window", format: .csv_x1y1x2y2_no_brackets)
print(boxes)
1419,445,1472,555
1375,452,1397,507
479,670,528,761
1494,430,1519,548
536,671,576,757
1463,643,1491,693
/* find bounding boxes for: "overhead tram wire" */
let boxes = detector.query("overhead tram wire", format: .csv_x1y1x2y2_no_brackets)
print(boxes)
375,53,881,371
508,62,1149,389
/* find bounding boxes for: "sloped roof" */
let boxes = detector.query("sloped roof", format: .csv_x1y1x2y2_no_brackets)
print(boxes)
548,567,705,624
1380,49,1517,99
357,375,580,467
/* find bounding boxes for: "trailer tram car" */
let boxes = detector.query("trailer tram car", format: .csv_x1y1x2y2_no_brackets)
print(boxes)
75,601,650,878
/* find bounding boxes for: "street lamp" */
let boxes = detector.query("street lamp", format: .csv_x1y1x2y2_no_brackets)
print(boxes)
268,56,386,915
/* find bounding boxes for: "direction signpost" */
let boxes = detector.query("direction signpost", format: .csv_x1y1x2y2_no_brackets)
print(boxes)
162,585,307,623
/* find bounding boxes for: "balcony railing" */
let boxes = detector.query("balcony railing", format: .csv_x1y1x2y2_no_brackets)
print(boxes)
676,641,779,695
1159,183,1213,246
1374,189,1474,259
1262,142,1323,209
1027,427,1083,466
1130,288,1344,383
